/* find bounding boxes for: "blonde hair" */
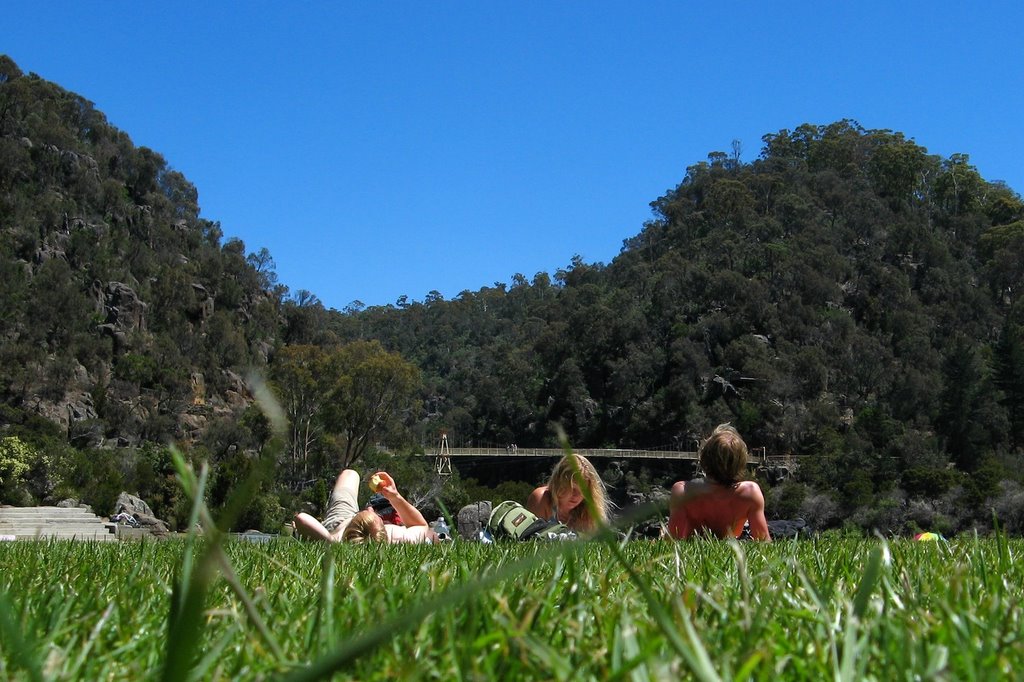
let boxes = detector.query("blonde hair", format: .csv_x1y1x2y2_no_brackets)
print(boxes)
547,454,611,532
699,423,749,486
342,509,388,544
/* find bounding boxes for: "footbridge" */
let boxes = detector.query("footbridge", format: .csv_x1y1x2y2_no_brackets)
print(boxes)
409,438,799,478
430,446,704,460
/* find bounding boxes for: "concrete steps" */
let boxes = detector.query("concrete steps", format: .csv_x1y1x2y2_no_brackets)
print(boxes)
0,506,118,542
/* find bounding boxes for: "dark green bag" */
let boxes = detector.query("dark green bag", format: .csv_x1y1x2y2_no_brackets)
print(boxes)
487,501,577,541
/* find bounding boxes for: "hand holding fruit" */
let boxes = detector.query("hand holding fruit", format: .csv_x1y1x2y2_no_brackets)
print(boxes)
368,471,395,495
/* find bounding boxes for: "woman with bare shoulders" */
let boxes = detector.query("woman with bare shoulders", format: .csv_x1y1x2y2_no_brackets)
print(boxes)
668,424,771,541
525,453,611,533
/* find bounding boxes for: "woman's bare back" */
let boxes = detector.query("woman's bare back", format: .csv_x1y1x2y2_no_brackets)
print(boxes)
668,479,771,540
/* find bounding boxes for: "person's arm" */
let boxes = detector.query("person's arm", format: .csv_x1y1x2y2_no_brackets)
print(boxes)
525,486,551,519
667,481,692,539
373,471,428,528
293,512,334,542
744,484,771,542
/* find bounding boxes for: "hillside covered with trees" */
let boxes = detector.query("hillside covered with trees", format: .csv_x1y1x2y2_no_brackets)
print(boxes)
0,57,421,528
1,56,1022,535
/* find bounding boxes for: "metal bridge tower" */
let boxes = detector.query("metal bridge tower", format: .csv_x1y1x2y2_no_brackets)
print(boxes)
435,432,452,476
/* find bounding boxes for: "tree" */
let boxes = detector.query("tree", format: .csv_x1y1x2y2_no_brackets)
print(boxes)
0,54,24,83
270,345,333,480
271,341,421,475
937,338,1008,470
994,311,1024,449
246,247,278,288
325,340,421,469
935,153,984,215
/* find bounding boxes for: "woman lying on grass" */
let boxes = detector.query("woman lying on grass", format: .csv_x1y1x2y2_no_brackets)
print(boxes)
526,453,612,533
668,424,771,541
293,470,440,544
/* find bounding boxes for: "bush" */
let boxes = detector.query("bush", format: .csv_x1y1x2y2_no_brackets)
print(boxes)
840,469,875,508
767,481,807,519
799,492,841,530
127,443,186,527
235,491,286,533
922,483,1002,536
991,481,1024,535
0,436,35,499
456,477,535,509
901,466,961,499
58,447,125,514
862,489,907,536
0,435,62,505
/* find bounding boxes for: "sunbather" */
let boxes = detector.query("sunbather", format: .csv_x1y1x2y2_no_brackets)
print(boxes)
668,424,771,541
293,469,438,544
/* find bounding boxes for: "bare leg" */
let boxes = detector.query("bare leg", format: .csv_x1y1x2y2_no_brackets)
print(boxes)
324,469,361,540
293,469,362,542
332,469,361,499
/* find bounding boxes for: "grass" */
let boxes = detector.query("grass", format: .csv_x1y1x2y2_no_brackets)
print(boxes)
0,535,1021,680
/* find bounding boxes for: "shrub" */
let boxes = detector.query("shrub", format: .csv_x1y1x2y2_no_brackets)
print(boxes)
901,466,961,499
767,481,807,519
799,492,842,530
840,468,875,508
0,436,37,504
863,489,907,535
235,491,286,532
73,448,126,514
991,481,1024,534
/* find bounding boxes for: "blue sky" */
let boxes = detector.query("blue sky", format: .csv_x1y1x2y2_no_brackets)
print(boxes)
5,2,1023,310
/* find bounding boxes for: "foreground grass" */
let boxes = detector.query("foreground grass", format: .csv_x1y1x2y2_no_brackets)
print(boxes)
0,535,1020,680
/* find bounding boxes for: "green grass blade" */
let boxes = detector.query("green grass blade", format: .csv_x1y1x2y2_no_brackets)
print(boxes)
67,602,116,677
0,588,43,682
852,543,889,620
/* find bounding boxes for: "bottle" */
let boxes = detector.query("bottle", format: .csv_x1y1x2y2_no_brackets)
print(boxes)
431,517,452,542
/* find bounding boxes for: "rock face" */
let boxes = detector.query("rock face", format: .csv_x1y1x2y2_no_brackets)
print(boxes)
456,501,493,540
30,360,100,438
33,389,99,436
102,281,147,334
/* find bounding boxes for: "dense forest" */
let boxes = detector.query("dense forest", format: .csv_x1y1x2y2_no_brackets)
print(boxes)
1,56,1022,535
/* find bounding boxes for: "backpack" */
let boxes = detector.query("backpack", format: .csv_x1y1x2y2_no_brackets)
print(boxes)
486,501,577,541
367,493,402,526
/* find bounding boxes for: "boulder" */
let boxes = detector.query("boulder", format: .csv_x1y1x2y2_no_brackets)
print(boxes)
767,518,809,539
56,498,93,513
113,492,171,537
625,487,671,508
630,518,666,539
114,492,154,518
133,512,171,537
456,500,493,540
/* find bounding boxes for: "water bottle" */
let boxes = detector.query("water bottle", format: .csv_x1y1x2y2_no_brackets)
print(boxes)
431,517,452,542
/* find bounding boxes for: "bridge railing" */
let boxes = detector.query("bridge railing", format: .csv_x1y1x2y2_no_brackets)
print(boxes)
433,447,701,459
409,446,799,465
388,438,803,466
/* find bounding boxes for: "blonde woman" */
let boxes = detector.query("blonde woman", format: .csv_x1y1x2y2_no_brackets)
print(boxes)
525,454,611,533
293,470,438,544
